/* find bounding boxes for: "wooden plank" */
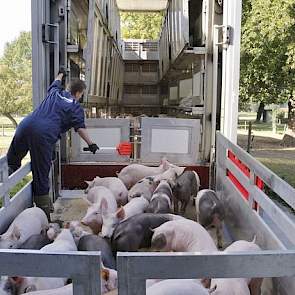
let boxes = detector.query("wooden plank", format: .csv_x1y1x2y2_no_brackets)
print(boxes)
217,133,295,210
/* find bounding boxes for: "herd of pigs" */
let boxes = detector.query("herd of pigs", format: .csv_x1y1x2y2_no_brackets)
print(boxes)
0,159,263,295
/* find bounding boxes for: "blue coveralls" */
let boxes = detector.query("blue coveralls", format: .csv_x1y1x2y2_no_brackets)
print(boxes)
7,80,85,196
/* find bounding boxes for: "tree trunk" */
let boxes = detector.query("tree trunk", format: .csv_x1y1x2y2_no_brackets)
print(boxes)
3,113,18,128
256,102,265,122
282,99,295,147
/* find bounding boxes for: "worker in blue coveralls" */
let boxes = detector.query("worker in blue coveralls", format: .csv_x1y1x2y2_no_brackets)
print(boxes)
7,69,99,220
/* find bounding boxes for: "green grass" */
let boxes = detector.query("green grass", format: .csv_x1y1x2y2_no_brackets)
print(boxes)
0,175,32,208
256,157,295,188
238,122,286,134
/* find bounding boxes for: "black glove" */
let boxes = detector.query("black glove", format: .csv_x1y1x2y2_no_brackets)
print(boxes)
58,66,67,77
88,143,99,154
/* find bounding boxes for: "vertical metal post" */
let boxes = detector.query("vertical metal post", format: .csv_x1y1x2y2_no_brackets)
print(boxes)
1,159,10,207
247,121,252,153
220,0,242,143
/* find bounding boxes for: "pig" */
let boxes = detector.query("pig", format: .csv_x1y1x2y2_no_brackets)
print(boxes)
151,219,217,252
208,279,250,295
64,221,91,245
224,238,262,295
152,166,185,186
3,266,117,295
0,207,49,249
101,266,118,293
145,180,173,214
172,171,200,214
147,279,213,295
19,233,52,250
111,213,182,253
41,229,77,252
46,223,62,240
78,235,116,269
117,159,171,189
22,284,73,295
85,177,128,206
128,177,158,202
101,196,149,238
81,186,117,234
11,230,78,293
195,189,225,249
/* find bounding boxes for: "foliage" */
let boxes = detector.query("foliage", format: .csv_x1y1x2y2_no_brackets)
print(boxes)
0,32,32,126
120,12,164,40
240,0,295,106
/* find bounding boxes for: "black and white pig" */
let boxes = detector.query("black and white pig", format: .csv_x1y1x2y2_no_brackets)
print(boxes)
78,235,116,269
172,171,200,214
195,189,225,248
145,180,173,214
111,213,182,253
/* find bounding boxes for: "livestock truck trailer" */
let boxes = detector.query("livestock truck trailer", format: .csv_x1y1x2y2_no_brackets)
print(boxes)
1,0,295,294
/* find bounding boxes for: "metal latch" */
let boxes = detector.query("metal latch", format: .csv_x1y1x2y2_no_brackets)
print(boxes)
42,23,59,44
214,25,232,47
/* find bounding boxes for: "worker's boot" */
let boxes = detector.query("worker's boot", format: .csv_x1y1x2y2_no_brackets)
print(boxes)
34,194,52,221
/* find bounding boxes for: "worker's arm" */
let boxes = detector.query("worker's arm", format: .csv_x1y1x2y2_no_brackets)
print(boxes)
77,128,94,145
47,69,66,95
77,128,99,154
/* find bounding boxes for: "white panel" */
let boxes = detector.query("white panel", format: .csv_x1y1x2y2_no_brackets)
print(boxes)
193,72,201,96
80,128,121,152
116,0,168,11
151,129,189,154
179,79,193,98
169,86,178,100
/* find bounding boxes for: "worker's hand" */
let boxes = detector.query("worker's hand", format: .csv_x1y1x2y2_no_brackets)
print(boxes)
58,66,67,77
88,143,99,154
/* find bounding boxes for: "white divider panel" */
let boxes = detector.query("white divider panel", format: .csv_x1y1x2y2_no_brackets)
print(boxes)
71,118,130,162
140,117,201,164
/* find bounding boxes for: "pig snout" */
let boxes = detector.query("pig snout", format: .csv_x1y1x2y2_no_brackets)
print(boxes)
151,233,167,251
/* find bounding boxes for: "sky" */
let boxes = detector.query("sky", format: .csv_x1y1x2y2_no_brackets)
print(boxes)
0,0,31,56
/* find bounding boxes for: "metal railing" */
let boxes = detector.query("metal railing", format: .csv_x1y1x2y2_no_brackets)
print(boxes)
0,156,32,233
216,132,295,246
0,249,101,295
0,156,102,294
117,250,295,295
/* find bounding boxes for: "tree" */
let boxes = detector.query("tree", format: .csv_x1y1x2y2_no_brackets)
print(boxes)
0,31,32,127
120,12,164,40
240,0,295,126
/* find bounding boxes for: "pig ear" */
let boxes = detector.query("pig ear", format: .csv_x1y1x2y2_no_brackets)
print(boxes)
116,207,125,220
85,181,91,185
100,198,108,213
83,197,92,206
101,268,110,281
10,226,21,241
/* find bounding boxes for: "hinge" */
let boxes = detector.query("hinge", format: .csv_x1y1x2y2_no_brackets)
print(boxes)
66,0,71,11
214,25,232,48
